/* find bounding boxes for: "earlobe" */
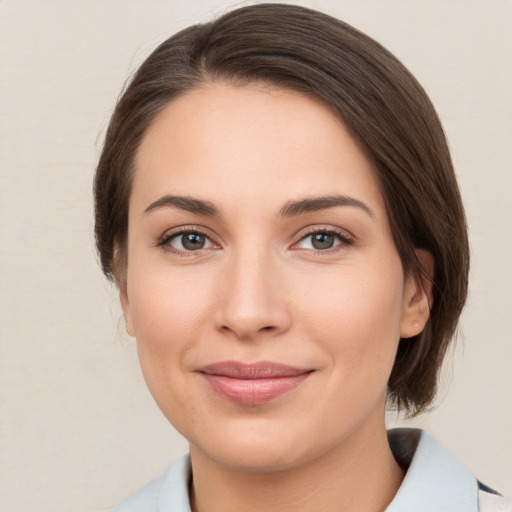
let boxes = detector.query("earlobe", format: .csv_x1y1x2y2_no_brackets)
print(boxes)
400,249,434,339
119,289,135,337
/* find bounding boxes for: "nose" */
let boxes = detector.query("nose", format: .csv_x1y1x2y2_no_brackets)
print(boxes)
213,250,291,340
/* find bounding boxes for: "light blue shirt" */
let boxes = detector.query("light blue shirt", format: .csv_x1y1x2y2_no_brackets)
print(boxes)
108,429,506,511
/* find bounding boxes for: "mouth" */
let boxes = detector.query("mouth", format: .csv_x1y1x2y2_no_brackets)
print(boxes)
197,361,314,406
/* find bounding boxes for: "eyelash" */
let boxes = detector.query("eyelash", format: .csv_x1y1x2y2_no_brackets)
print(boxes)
293,226,354,252
156,226,354,256
156,227,217,256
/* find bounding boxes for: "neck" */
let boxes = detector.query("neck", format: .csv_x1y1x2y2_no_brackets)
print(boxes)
189,414,404,512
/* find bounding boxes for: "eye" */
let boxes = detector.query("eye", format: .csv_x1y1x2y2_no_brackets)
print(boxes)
159,230,216,252
294,229,353,251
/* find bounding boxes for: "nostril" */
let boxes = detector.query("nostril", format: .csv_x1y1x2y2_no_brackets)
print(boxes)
220,325,276,333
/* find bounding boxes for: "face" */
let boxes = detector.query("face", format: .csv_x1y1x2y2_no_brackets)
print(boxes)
121,82,425,472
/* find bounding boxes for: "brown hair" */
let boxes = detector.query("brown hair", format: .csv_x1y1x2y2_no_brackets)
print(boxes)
94,3,469,416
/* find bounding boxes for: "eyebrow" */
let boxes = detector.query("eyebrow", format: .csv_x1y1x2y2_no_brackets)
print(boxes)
144,195,221,216
143,193,374,219
279,195,374,218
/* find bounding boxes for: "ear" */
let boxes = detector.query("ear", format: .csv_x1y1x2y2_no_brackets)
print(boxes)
400,249,435,339
119,288,135,337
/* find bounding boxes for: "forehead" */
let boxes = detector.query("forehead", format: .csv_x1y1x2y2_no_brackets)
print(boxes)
132,82,384,217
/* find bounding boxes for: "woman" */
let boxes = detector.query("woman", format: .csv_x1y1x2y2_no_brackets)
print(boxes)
94,4,510,511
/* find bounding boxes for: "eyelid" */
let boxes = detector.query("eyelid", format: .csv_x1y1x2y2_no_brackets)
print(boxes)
155,224,354,255
291,225,355,251
156,225,221,254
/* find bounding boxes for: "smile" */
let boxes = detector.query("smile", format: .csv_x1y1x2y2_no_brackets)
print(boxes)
198,361,313,406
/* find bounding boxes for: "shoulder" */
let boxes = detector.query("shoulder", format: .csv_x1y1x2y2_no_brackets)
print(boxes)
478,485,512,512
106,454,192,512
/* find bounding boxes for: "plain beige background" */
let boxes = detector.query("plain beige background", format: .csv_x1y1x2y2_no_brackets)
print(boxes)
0,1,510,510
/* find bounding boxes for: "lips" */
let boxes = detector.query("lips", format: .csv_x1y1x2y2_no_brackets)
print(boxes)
198,361,313,405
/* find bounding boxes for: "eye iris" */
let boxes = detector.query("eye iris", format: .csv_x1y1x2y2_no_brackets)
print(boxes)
182,233,205,250
312,232,334,250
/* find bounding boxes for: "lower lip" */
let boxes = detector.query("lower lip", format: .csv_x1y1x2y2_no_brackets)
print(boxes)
200,373,311,405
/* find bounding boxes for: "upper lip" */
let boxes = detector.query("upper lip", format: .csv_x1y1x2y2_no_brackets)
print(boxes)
198,361,312,379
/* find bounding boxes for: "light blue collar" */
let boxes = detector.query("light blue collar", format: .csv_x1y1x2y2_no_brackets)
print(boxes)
112,428,479,511
386,428,478,511
158,454,192,511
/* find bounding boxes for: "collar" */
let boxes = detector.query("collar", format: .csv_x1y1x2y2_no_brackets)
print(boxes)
386,428,478,511
153,428,478,512
157,454,191,511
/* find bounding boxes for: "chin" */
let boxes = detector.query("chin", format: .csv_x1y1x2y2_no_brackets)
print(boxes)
195,441,307,474
186,416,317,473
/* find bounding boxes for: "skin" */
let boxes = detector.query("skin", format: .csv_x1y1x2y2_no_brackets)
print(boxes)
120,82,432,512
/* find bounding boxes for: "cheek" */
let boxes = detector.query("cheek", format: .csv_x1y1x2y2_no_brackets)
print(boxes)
129,262,210,328
127,273,206,422
296,260,404,375
127,266,215,374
